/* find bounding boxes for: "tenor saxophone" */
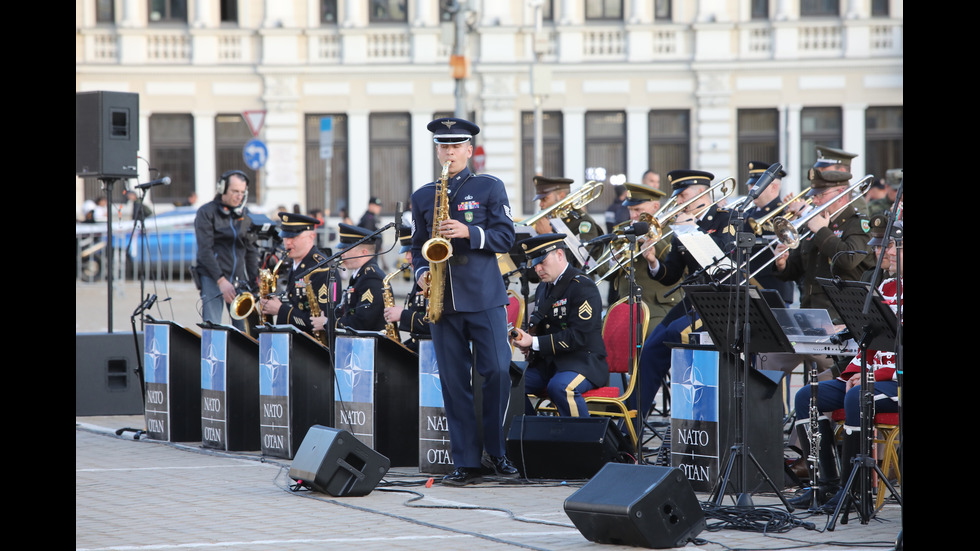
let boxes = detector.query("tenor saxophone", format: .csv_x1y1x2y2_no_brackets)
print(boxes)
421,160,453,323
382,264,409,342
304,266,332,347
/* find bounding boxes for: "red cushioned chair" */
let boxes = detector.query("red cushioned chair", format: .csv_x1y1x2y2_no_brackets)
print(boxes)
581,297,650,447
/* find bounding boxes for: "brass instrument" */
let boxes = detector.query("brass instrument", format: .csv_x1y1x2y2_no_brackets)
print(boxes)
421,160,453,323
382,264,409,343
304,266,332,347
746,187,812,235
231,260,283,336
768,175,874,251
723,175,874,282
518,180,605,227
230,291,258,326
587,177,736,280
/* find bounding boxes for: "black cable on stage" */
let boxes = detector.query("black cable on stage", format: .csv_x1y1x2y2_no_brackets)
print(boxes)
272,468,556,551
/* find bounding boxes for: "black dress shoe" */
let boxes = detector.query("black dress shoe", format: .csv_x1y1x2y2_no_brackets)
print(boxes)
819,488,849,514
787,486,839,508
484,455,519,477
441,467,484,486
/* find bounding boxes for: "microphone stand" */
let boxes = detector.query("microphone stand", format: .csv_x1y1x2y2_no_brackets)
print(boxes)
826,181,904,531
624,231,643,461
99,177,122,332
324,222,396,345
709,203,794,511
124,187,153,330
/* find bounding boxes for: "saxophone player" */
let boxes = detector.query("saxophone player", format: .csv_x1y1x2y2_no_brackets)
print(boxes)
411,117,518,486
334,223,385,331
260,213,334,336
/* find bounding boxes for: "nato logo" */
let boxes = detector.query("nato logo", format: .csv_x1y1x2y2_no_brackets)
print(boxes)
334,337,373,403
144,324,169,384
201,329,227,391
259,332,289,396
671,349,719,422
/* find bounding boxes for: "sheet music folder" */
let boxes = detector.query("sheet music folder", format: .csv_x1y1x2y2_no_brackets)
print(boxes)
818,278,898,352
684,284,795,355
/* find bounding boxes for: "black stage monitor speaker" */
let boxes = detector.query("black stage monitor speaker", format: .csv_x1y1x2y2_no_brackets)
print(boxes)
288,425,390,497
506,416,625,480
564,463,706,549
76,91,139,179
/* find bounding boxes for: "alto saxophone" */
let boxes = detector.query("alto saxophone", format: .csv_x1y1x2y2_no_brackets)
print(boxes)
256,259,283,325
382,265,409,343
304,266,332,347
230,259,283,336
421,160,454,323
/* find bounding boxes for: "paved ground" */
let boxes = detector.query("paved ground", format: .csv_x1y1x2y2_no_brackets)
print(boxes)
76,282,903,550
76,415,902,551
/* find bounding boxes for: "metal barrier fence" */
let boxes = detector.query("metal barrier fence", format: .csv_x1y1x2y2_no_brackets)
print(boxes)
75,226,198,283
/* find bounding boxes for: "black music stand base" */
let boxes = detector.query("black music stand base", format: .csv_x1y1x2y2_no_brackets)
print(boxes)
711,443,794,510
826,443,904,530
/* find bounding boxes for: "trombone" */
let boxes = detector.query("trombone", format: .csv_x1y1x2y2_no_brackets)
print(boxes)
721,175,874,283
518,180,605,227
746,187,812,235
587,177,736,280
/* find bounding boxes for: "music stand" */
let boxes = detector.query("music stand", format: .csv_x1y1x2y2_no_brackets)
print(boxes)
818,278,902,529
684,284,795,508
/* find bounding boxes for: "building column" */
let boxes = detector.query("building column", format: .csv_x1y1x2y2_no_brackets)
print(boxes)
783,104,803,195
347,110,370,216
193,110,217,200
843,103,867,179
626,107,649,181
692,71,733,178
563,107,585,189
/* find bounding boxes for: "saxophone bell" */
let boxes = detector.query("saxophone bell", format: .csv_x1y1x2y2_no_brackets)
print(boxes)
422,160,454,324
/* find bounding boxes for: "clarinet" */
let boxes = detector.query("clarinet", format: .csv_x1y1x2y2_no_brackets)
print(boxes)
808,359,821,507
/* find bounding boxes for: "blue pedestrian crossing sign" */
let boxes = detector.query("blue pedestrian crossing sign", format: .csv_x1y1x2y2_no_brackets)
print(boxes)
243,139,268,170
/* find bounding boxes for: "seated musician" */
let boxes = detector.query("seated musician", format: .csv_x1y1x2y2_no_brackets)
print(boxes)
329,223,385,332
530,176,603,267
610,181,679,332
742,160,795,304
383,224,430,352
260,212,332,336
510,234,608,417
631,169,736,419
787,221,903,511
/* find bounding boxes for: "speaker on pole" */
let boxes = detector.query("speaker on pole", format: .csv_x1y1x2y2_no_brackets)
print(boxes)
288,425,390,497
75,91,139,179
564,463,706,549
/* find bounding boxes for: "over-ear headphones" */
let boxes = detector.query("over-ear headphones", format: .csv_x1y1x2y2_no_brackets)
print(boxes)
217,170,250,217
217,170,250,195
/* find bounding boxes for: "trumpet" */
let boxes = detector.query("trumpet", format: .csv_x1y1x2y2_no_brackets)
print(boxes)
587,177,736,279
518,180,605,227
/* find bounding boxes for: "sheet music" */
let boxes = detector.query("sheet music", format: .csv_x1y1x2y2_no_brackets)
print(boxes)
671,224,736,274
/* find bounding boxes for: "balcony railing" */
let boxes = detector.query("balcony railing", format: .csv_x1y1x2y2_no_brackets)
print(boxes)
76,18,901,66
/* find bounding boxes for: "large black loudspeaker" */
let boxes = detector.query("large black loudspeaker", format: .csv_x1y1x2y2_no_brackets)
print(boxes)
76,91,139,179
288,425,390,497
564,464,706,549
76,332,145,416
506,416,624,479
